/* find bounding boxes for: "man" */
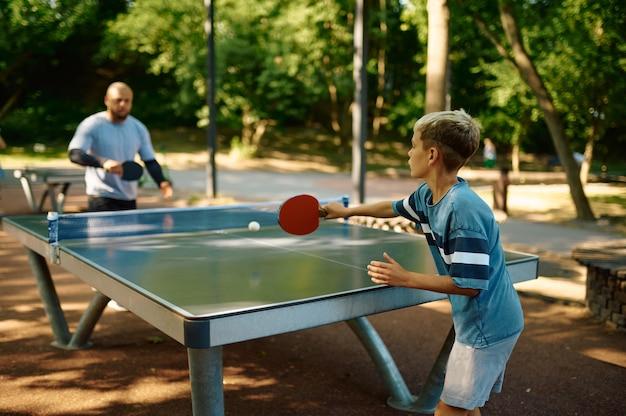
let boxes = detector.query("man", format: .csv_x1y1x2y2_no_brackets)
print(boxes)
68,82,172,211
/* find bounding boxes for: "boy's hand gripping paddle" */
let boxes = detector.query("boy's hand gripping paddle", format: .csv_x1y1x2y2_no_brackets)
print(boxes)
121,161,144,181
278,194,326,235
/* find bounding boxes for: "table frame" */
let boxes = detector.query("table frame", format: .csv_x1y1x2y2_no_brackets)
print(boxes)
4,217,538,415
13,168,84,213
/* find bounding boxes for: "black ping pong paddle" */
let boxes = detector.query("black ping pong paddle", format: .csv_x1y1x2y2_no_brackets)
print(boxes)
278,194,326,235
121,161,144,181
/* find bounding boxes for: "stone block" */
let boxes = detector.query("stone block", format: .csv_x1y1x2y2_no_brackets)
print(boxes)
614,290,626,304
610,313,625,327
610,300,623,313
600,308,611,320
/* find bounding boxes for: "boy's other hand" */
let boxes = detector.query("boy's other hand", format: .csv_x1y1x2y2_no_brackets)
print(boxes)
368,252,412,286
320,202,348,219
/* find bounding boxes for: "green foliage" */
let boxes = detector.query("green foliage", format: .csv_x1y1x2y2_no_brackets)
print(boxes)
505,0,626,156
0,0,128,144
99,0,206,120
0,0,625,166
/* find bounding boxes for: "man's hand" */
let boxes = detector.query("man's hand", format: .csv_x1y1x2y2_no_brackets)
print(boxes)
102,159,123,176
160,181,173,199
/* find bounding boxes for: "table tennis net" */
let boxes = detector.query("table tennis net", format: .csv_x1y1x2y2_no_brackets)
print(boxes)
53,196,347,242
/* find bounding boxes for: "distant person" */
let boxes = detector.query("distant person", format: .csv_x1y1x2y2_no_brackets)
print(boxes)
322,110,524,416
483,137,496,168
573,152,584,166
68,82,172,211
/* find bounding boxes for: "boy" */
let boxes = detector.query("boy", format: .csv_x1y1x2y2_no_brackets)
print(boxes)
322,110,523,416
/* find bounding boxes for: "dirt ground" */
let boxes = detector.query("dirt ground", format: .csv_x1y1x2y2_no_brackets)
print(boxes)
1,174,625,416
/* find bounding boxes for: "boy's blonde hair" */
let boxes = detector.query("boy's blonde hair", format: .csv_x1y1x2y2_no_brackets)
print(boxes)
414,110,480,171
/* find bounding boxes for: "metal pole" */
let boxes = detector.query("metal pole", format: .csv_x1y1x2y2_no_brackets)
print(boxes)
188,347,224,416
204,0,218,198
347,317,415,409
15,172,37,212
405,326,455,413
352,0,368,204
67,291,110,349
26,249,71,346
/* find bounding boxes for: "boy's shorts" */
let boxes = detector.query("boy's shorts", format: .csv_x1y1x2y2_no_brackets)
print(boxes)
440,332,521,410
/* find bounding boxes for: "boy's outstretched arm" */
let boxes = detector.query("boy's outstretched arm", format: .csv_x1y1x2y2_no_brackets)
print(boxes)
368,252,479,297
322,200,396,220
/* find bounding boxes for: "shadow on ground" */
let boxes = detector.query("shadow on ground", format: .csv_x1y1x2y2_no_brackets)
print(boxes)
1,229,625,416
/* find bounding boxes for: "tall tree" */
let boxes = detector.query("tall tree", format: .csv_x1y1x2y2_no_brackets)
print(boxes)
372,0,388,137
0,0,98,117
535,0,626,185
498,0,593,220
425,0,450,113
468,1,595,220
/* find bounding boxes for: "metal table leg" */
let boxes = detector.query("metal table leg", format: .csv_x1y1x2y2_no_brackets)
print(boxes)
56,182,72,214
38,188,52,212
347,317,416,408
188,347,224,416
404,326,455,413
66,291,110,349
25,248,109,350
348,316,455,414
27,249,71,345
15,173,37,212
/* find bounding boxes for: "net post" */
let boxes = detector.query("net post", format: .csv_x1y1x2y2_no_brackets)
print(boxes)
47,211,60,264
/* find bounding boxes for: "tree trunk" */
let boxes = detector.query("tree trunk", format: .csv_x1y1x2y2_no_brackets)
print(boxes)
580,138,593,185
327,82,342,134
425,0,450,113
499,1,594,220
580,117,601,185
511,141,520,173
372,0,387,137
0,88,22,120
511,111,531,173
241,106,254,148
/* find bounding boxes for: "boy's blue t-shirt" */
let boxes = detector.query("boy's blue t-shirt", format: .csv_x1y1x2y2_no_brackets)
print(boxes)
68,112,156,201
392,178,524,348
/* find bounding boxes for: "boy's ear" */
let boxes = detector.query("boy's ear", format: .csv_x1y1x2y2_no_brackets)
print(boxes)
428,146,438,164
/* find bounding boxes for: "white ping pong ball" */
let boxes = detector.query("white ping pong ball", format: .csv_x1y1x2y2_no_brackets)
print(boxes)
248,221,261,232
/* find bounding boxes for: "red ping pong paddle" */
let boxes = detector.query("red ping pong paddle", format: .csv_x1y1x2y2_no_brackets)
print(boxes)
278,194,326,235
121,161,144,181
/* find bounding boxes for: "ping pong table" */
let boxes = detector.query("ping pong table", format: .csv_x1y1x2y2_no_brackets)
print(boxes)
2,201,538,415
13,168,84,213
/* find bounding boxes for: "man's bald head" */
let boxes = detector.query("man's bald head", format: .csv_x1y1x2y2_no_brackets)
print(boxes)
106,82,133,97
104,82,133,122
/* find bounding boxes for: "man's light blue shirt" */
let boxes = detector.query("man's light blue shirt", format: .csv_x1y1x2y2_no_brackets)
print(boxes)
69,112,156,201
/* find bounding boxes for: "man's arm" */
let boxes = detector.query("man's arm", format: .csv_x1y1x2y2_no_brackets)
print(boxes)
69,149,125,175
68,149,102,168
144,159,173,198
